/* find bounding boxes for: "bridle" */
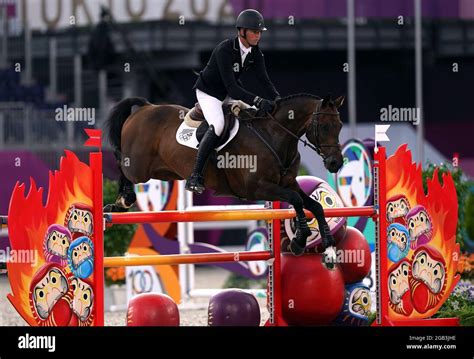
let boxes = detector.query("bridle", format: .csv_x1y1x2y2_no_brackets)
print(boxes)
266,101,341,159
244,100,341,175
307,102,342,159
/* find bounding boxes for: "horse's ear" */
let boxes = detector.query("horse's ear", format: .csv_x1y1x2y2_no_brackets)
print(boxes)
334,95,345,108
322,94,332,106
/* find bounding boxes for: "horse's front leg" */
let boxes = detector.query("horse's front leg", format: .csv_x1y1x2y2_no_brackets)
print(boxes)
295,187,337,269
254,183,311,256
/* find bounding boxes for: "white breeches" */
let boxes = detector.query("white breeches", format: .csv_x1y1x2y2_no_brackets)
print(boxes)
195,89,226,136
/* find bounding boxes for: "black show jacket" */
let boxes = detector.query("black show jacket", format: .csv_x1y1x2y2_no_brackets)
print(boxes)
194,37,280,104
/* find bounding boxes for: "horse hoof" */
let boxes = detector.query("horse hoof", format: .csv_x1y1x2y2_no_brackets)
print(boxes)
322,246,337,270
289,240,305,256
185,184,204,194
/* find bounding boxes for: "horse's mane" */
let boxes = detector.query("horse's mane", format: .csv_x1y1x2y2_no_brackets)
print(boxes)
276,93,321,105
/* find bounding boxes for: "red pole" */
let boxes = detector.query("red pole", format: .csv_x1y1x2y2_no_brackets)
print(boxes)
272,201,284,326
374,146,389,325
106,206,377,224
88,135,104,326
103,250,272,267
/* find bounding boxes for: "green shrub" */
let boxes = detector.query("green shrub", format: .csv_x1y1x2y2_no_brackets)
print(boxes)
103,178,137,285
465,192,474,240
434,280,474,326
422,163,473,251
223,272,266,289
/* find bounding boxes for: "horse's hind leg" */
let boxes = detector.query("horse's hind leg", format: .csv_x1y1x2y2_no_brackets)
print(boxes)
103,151,137,212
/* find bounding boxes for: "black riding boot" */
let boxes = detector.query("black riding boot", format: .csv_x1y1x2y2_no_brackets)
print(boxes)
185,125,220,194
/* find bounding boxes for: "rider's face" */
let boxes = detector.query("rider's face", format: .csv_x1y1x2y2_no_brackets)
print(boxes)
240,29,262,46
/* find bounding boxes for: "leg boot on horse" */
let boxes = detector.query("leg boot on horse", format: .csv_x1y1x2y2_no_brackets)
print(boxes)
185,125,220,194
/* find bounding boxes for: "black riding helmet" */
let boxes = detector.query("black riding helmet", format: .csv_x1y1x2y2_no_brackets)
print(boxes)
235,9,267,31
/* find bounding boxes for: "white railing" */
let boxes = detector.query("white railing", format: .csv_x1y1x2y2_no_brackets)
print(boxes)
0,101,105,150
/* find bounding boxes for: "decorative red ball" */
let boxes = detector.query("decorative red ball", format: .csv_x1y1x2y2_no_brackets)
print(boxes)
281,253,345,325
315,222,348,253
127,293,180,326
336,226,371,284
333,222,348,246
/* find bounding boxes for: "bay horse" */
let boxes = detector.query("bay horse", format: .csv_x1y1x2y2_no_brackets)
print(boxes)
104,93,344,266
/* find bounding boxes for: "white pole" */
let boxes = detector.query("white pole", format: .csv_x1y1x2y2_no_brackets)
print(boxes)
185,188,195,296
74,55,82,107
49,37,57,101
0,6,7,68
415,0,424,164
71,54,82,146
177,180,190,302
23,19,32,85
347,0,357,138
98,69,107,128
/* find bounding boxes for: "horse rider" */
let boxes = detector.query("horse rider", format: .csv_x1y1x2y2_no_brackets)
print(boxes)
185,9,280,194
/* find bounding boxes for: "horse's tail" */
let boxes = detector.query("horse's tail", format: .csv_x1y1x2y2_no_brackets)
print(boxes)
105,97,150,151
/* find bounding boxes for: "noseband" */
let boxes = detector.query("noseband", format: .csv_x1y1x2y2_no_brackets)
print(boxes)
265,102,341,159
245,101,341,175
309,102,342,159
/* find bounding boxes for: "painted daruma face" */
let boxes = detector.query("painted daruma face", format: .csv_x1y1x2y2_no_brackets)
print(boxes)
406,205,433,250
387,223,411,263
68,237,94,279
386,195,411,223
388,260,413,316
389,261,410,305
66,205,93,237
43,225,72,267
284,177,345,249
388,225,409,251
409,246,447,314
46,230,70,259
349,287,371,317
70,277,94,322
407,209,431,239
411,250,445,294
32,267,69,320
71,242,92,268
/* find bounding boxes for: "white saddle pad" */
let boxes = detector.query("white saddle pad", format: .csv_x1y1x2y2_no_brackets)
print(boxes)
176,120,239,152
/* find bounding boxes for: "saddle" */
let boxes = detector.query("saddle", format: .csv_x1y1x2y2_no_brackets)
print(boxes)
185,102,258,148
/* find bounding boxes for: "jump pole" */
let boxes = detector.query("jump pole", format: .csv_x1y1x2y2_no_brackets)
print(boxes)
374,146,388,326
86,129,106,326
85,129,384,326
104,207,377,224
85,130,410,326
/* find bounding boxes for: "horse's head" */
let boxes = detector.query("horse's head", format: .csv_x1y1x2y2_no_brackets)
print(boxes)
305,95,344,173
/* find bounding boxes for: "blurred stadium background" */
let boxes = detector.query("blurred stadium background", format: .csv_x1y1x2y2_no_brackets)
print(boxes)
0,0,472,181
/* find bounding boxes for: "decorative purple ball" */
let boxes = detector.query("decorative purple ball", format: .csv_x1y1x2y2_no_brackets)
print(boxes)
282,176,346,249
208,289,261,326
